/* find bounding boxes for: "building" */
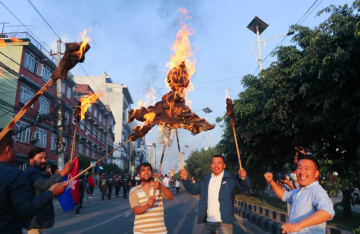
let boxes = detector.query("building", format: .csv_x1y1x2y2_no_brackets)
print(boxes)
73,84,115,165
0,31,115,169
146,143,156,170
73,72,133,170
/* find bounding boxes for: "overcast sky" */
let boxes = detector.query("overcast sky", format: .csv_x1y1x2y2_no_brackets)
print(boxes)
0,0,352,173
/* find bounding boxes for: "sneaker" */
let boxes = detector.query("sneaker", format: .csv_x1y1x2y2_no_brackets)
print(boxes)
76,214,81,217
89,196,93,199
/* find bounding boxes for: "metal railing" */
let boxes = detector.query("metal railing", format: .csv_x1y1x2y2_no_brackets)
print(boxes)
0,32,57,64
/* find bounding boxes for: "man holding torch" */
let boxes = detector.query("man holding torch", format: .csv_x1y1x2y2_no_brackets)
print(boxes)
180,155,250,234
129,162,173,234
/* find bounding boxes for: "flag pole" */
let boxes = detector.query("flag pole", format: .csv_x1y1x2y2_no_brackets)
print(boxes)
175,129,184,169
69,139,131,183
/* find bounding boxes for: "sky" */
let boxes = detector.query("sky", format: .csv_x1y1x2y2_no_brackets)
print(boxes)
0,0,353,173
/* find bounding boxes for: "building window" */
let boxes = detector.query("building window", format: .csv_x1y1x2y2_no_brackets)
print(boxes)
61,81,65,95
93,127,97,138
79,143,83,154
106,87,113,92
88,105,92,114
15,121,30,143
85,146,89,156
103,118,106,127
80,120,85,131
34,127,47,148
92,151,96,159
98,130,101,141
50,133,57,151
38,96,50,114
42,65,52,82
99,113,102,123
63,137,67,153
24,50,40,74
86,122,91,135
66,86,71,99
64,111,70,125
19,84,35,105
94,107,98,118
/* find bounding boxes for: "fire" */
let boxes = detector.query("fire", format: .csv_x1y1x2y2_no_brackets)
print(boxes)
225,89,229,99
165,8,196,97
9,37,23,43
79,93,101,121
0,39,6,48
144,112,156,123
75,29,92,60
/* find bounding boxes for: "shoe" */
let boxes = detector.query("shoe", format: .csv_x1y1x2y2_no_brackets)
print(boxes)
76,214,80,216
89,196,93,199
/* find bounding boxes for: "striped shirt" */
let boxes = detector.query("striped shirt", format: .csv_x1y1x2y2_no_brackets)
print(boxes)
129,183,167,234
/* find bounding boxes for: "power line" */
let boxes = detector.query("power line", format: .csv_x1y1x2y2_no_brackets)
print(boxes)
27,0,61,39
0,1,54,52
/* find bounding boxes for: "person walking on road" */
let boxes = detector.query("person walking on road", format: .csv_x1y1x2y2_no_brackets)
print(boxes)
175,178,180,196
76,172,89,216
129,162,173,234
264,155,335,233
180,155,250,234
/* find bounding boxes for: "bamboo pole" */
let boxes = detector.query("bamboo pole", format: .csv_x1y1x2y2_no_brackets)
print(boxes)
69,139,131,183
232,126,245,180
175,129,184,169
70,122,79,162
153,145,166,196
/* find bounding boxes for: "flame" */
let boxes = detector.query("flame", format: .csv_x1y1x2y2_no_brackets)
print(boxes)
144,112,156,123
134,85,156,110
75,29,92,60
0,39,5,48
9,37,23,42
79,93,101,120
0,70,3,76
225,89,229,99
165,8,196,97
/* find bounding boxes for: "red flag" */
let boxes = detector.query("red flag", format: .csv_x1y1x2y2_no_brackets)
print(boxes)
68,156,79,204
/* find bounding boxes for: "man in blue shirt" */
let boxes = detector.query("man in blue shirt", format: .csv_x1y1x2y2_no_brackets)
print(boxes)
180,155,250,234
264,155,335,233
0,130,68,234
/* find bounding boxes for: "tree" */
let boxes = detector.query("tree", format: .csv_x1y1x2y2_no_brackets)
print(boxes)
217,1,360,216
185,147,220,182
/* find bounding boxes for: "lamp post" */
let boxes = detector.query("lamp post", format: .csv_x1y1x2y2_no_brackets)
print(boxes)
247,16,294,72
202,107,212,150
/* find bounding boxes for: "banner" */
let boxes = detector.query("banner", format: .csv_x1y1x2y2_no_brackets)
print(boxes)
58,156,79,212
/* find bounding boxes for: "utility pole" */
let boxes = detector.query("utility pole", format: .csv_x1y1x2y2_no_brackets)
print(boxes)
56,39,65,169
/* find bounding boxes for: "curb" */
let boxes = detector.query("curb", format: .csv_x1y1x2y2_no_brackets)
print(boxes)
234,200,352,234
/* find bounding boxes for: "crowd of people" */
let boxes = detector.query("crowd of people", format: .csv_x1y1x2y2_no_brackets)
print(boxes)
0,129,335,234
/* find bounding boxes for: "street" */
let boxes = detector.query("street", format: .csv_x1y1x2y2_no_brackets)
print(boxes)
44,188,267,234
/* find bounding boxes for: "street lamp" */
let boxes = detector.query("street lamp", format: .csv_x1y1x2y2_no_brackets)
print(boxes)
202,107,212,150
247,16,294,72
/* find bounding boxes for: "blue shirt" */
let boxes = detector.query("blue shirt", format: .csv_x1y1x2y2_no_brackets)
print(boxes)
282,181,335,233
0,162,53,234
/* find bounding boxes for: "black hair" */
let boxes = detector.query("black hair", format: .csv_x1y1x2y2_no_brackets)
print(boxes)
0,129,14,154
212,155,226,164
298,155,320,171
137,162,153,174
28,147,45,159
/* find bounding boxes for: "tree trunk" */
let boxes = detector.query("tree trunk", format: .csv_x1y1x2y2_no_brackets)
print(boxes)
342,190,352,217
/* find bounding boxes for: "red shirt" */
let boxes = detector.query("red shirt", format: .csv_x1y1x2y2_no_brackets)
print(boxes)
87,176,95,186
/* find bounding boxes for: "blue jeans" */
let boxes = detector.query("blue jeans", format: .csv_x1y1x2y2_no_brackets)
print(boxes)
203,222,233,234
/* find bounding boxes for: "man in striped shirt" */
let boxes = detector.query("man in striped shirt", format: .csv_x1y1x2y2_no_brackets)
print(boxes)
129,162,173,234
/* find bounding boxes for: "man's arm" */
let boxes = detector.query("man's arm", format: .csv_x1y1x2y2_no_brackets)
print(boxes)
180,169,202,195
130,190,156,215
154,181,173,200
264,172,285,199
281,210,332,233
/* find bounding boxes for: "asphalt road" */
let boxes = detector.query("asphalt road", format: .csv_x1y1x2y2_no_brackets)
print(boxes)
44,188,267,234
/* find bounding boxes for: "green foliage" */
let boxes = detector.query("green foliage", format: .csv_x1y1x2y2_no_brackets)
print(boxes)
185,147,220,181
217,0,360,216
354,227,360,234
77,154,91,170
102,163,123,174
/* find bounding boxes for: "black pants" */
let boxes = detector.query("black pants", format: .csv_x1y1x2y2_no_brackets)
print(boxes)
76,193,84,214
108,186,113,200
123,187,128,198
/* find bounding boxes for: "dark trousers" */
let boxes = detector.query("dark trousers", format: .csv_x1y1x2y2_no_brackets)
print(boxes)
89,186,94,195
123,187,128,198
107,186,113,199
76,194,84,214
203,222,233,234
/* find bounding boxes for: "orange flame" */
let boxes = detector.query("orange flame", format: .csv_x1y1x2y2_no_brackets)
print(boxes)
9,37,23,42
0,70,3,76
79,93,101,120
0,39,5,48
75,29,92,60
225,89,229,99
144,112,156,123
135,85,156,110
165,8,196,97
